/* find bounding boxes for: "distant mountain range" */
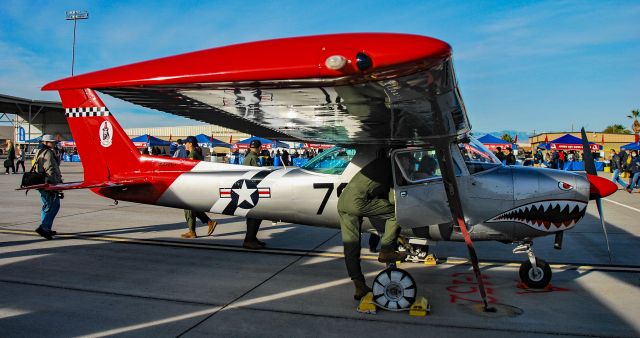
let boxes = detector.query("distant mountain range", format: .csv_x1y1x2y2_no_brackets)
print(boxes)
473,130,531,142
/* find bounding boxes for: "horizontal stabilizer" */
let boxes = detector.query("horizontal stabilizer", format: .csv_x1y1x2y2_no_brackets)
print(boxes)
17,178,150,191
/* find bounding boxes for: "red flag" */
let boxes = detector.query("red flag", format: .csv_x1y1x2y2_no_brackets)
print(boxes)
601,134,604,146
229,135,233,144
635,134,639,143
169,133,172,141
146,134,151,146
544,134,548,143
514,134,518,143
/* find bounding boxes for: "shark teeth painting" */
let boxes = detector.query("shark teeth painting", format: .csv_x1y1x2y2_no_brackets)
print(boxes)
486,200,587,232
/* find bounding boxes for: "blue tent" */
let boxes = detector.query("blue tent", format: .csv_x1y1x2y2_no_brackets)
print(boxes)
620,142,640,151
548,134,602,151
477,134,516,150
194,134,232,148
235,136,289,149
23,135,43,143
130,134,171,147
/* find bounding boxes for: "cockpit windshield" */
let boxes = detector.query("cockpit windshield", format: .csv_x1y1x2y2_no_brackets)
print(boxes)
301,147,356,175
458,137,502,174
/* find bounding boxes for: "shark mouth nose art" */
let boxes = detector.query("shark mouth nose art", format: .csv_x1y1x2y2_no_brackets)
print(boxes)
487,200,587,231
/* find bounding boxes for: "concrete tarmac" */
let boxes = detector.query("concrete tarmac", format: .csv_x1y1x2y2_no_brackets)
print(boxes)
0,163,638,337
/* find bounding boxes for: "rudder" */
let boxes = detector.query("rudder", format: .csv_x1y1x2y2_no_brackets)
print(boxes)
58,88,141,183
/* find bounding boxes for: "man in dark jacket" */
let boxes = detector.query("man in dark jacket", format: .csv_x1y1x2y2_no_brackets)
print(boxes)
243,139,266,249
34,135,63,240
494,147,505,163
551,151,559,169
609,149,627,189
505,148,516,165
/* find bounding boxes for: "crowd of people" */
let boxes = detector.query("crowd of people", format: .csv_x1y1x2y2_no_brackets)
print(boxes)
532,149,585,169
227,147,324,166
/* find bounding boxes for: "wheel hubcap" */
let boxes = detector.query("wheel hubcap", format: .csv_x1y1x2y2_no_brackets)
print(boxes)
528,267,544,282
384,282,404,302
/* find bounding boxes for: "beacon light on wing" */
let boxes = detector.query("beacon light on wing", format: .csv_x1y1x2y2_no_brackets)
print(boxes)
325,55,347,70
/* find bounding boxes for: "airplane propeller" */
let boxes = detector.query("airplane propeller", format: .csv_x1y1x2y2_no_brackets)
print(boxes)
580,127,613,261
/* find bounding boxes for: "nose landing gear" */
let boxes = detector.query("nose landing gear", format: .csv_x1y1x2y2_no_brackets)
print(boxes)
514,241,552,289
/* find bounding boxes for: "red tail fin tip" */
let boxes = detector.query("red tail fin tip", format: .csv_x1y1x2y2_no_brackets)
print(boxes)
58,89,141,183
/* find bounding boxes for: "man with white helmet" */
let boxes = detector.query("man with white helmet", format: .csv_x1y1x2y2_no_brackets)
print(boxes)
34,135,63,240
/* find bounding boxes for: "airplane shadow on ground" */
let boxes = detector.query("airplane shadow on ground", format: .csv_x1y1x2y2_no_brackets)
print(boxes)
69,216,245,237
0,232,637,337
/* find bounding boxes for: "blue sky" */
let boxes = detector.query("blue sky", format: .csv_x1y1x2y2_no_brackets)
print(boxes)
0,0,638,135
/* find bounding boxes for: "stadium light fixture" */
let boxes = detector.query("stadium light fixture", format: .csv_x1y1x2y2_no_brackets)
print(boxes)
65,10,89,76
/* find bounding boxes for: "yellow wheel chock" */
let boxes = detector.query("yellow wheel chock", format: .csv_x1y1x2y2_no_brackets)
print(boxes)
357,293,430,316
357,292,377,314
423,254,437,266
409,296,430,316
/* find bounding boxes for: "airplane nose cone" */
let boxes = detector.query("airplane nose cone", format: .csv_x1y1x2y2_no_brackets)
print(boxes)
587,174,617,199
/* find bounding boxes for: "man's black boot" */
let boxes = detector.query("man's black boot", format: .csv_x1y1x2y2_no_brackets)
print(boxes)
377,248,408,263
353,278,372,301
35,226,52,240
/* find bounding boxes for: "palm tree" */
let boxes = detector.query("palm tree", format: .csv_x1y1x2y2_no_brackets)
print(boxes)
500,133,514,143
603,124,631,134
628,109,640,133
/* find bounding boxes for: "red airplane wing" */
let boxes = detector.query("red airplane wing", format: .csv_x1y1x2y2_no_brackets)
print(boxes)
43,33,470,146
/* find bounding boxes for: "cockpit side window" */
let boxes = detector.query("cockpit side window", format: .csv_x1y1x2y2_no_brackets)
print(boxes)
301,147,357,175
394,148,451,186
458,137,502,174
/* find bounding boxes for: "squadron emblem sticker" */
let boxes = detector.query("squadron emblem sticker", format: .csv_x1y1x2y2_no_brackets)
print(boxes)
99,121,113,147
220,179,270,209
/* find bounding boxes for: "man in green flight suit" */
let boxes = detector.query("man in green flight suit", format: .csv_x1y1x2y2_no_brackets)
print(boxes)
337,149,408,300
242,139,266,249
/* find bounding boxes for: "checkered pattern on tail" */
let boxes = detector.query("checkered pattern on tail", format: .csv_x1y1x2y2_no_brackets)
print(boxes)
65,107,111,118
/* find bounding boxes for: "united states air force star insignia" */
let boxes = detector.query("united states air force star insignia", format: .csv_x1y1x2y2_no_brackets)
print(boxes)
220,179,271,209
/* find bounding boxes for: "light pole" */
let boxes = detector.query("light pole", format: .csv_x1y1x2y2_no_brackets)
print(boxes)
65,10,89,76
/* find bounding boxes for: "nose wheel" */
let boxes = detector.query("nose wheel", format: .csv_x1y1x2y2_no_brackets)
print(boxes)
514,241,552,289
372,267,417,311
519,258,552,289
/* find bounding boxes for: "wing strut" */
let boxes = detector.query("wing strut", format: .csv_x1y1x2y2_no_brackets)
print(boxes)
431,101,493,311
435,141,494,312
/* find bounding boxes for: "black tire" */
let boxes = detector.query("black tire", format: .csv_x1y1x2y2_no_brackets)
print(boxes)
519,258,552,289
372,268,417,311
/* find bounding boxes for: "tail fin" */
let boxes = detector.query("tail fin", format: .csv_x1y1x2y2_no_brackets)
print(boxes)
58,89,141,183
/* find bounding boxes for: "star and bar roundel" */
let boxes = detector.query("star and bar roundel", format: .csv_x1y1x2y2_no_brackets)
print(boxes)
219,179,271,209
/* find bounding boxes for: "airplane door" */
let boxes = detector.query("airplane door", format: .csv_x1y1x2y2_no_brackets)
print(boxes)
392,148,454,228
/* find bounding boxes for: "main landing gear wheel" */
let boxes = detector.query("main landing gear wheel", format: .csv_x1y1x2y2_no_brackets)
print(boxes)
372,268,417,311
519,258,552,289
